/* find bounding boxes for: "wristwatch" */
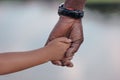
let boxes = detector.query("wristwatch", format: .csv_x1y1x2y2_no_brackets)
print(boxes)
58,3,84,19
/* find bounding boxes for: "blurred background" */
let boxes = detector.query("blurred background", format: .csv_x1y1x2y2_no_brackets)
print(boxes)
0,0,120,80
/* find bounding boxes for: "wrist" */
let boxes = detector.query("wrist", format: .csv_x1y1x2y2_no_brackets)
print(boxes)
64,0,86,10
32,48,51,62
59,16,82,23
64,4,84,10
58,3,84,19
59,15,76,21
43,46,54,61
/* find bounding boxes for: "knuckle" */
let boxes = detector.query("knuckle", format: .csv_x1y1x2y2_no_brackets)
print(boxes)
80,38,84,43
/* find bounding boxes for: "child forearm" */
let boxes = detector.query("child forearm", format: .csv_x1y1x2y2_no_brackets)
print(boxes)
0,48,49,75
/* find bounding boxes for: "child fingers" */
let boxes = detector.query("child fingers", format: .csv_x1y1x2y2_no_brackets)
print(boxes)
57,37,72,43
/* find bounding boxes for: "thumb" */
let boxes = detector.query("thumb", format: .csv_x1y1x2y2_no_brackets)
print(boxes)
58,37,72,43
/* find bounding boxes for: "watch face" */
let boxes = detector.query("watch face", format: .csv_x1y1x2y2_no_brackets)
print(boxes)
58,4,84,19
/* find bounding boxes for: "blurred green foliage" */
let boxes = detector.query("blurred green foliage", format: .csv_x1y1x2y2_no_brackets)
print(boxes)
87,0,120,3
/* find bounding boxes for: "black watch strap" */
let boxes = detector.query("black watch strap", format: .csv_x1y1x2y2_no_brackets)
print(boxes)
58,3,84,19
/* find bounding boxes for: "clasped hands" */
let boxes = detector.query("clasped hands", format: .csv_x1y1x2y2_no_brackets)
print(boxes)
46,16,84,67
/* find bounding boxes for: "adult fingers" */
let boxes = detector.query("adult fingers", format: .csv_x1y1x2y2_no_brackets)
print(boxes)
64,60,74,67
62,57,74,67
51,61,62,66
66,21,84,57
66,39,83,57
52,56,73,67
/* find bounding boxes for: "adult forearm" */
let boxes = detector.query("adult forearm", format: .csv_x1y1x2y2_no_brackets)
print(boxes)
65,0,86,10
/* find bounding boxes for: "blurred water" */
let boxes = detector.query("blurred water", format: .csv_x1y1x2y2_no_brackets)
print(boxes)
0,1,120,80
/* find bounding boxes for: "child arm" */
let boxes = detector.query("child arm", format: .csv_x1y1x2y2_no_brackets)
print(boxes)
0,37,71,75
0,48,50,75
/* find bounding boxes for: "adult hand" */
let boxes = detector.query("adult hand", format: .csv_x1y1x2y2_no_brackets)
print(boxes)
46,16,84,67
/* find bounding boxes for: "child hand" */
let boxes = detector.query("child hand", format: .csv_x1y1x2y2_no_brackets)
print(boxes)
45,37,72,61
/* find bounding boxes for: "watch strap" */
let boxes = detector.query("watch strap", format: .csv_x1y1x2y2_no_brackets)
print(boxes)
58,3,84,19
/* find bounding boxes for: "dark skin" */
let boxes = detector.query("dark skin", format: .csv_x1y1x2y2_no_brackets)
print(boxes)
0,0,86,75
46,0,86,67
